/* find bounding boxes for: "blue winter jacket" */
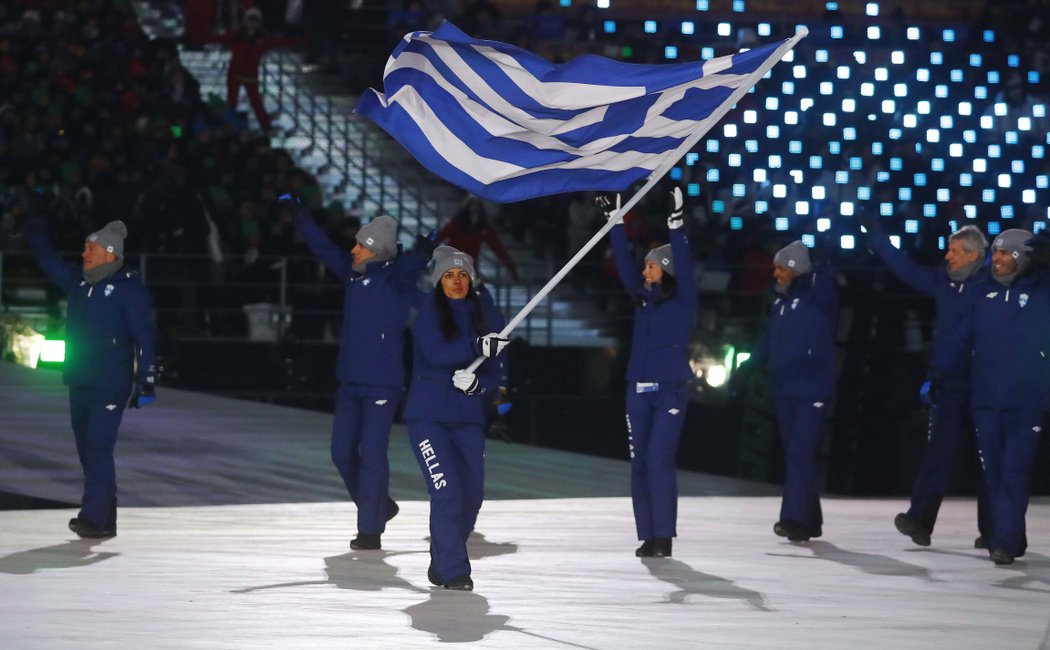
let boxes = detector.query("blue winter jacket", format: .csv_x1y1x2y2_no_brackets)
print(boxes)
934,271,1050,412
610,224,697,383
404,287,507,425
295,214,425,388
749,265,839,401
872,234,989,390
28,227,156,396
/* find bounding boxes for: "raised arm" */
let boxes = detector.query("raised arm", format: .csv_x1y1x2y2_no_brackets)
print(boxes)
284,197,353,279
27,218,81,293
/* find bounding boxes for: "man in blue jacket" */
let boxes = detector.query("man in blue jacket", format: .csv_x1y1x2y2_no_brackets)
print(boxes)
288,198,430,550
733,240,838,542
933,229,1049,565
865,221,991,548
28,218,157,539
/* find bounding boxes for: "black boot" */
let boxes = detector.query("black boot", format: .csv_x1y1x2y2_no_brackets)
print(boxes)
974,535,987,549
990,548,1014,565
635,540,655,557
653,538,672,558
387,498,399,522
445,575,474,591
774,520,811,542
68,517,116,539
894,513,931,547
350,533,381,550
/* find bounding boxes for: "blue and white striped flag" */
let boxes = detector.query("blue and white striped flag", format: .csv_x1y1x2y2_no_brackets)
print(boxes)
358,22,800,203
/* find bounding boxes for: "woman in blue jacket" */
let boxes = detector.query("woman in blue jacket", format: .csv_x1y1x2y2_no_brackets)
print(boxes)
404,246,507,590
288,197,429,550
607,188,696,558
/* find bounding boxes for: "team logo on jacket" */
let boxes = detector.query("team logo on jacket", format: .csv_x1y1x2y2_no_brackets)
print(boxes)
1019,293,1029,308
986,292,998,299
362,278,371,286
104,284,115,297
791,298,800,310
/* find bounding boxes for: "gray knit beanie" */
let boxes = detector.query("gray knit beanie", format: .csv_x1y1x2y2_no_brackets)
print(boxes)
644,243,674,276
86,220,128,259
773,240,812,275
431,245,476,286
356,215,398,262
991,228,1033,284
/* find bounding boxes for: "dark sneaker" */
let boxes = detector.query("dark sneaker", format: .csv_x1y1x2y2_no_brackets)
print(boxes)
444,575,474,591
894,513,931,547
68,517,116,539
386,498,399,522
350,533,381,550
974,535,987,549
653,537,673,558
990,548,1014,565
774,520,811,542
635,540,654,557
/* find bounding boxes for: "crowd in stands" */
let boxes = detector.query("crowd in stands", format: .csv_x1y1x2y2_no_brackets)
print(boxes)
2,0,1049,344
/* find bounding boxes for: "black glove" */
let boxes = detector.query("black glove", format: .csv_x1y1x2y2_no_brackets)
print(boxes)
1026,233,1050,268
595,193,621,221
128,382,156,408
415,229,439,260
476,332,509,358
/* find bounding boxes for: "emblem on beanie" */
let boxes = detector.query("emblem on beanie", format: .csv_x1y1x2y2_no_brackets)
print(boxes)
366,237,375,246
662,257,671,266
453,259,464,267
1019,293,1029,307
788,260,796,268
104,284,114,297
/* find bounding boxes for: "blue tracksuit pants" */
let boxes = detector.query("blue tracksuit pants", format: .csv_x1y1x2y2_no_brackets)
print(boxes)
972,408,1042,556
775,397,827,533
907,387,990,536
407,420,485,582
625,382,690,541
331,383,401,535
69,387,125,531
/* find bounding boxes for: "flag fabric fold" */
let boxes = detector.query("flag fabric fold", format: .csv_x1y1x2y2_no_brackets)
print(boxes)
357,22,794,203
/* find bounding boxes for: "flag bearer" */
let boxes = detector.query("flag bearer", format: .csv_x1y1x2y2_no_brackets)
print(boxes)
404,247,507,590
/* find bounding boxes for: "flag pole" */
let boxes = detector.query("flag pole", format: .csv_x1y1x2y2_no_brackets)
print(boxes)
465,27,808,373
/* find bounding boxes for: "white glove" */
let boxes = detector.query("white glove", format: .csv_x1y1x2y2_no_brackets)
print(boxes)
477,333,509,358
595,193,621,222
452,370,481,395
667,187,684,230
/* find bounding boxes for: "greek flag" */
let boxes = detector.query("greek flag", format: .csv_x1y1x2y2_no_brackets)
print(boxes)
358,22,803,203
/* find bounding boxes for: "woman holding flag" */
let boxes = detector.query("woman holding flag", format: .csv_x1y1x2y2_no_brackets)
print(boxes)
404,246,508,590
605,187,697,558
